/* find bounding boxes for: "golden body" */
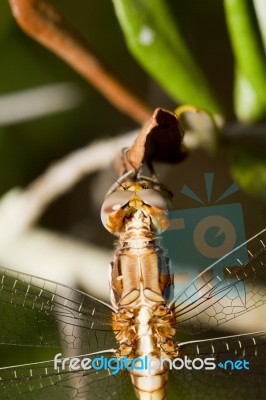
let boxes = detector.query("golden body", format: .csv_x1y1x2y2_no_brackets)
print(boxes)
101,181,178,399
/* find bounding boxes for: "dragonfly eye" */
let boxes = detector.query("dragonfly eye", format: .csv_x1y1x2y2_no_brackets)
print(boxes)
137,189,169,210
101,190,134,226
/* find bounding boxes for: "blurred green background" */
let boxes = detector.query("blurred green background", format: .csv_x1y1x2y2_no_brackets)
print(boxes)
0,0,236,195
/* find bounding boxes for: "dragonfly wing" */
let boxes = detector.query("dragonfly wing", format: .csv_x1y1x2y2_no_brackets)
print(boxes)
0,352,135,400
0,265,117,351
171,229,266,334
169,331,266,400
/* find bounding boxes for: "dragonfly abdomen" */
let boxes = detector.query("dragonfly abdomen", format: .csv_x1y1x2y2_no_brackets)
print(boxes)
114,304,177,400
132,305,173,400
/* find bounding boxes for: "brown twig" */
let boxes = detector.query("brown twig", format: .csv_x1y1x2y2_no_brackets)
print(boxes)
9,0,152,124
1,130,137,232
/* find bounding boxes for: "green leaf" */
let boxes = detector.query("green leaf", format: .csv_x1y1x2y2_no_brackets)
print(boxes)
112,0,222,114
224,0,266,121
253,0,266,52
230,146,266,200
234,66,266,122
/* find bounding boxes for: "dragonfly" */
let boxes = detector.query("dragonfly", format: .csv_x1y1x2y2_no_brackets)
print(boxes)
0,168,266,400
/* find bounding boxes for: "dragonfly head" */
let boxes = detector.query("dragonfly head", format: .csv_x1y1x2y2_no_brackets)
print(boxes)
101,180,172,234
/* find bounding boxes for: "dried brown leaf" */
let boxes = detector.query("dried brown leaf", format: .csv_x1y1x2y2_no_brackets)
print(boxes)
115,108,187,176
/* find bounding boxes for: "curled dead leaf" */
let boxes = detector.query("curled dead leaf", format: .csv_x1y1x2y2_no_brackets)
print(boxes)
115,108,187,176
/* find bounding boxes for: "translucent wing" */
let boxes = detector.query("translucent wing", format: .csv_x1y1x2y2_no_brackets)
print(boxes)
0,352,135,400
171,228,266,334
0,266,136,399
169,331,266,400
0,266,117,351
